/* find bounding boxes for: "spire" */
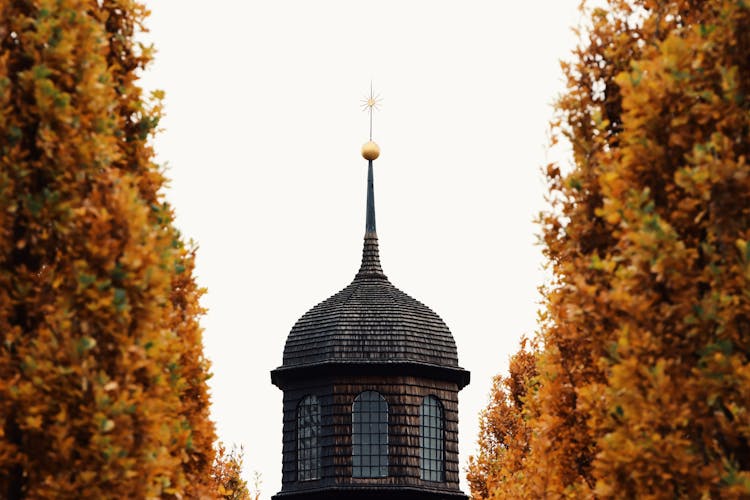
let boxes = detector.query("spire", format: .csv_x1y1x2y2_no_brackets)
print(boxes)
356,85,385,279
357,159,385,279
366,160,376,233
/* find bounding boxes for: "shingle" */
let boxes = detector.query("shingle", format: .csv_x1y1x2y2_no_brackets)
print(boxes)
281,232,461,369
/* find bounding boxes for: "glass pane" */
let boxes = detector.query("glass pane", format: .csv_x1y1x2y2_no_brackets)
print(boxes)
420,396,444,482
297,395,321,481
352,391,388,478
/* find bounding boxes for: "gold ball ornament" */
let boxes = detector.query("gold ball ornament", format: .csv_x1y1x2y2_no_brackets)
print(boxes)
361,141,380,161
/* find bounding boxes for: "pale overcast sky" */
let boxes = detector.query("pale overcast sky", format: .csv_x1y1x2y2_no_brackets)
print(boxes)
139,1,582,495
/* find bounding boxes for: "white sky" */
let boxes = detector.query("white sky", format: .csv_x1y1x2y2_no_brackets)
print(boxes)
139,1,582,495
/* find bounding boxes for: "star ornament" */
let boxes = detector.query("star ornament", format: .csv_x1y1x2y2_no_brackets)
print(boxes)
361,84,382,142
360,91,382,113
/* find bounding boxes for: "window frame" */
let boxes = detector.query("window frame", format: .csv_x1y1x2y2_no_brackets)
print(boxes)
296,394,322,481
419,395,445,482
351,390,389,478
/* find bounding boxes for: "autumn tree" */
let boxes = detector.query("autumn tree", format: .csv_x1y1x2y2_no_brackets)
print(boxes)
475,1,750,498
212,444,253,500
0,1,220,497
467,340,536,499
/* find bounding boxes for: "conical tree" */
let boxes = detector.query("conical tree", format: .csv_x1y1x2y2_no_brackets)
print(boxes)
474,1,750,498
467,340,536,499
98,2,218,494
0,1,218,497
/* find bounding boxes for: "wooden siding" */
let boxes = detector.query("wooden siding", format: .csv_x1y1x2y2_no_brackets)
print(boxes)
277,374,464,497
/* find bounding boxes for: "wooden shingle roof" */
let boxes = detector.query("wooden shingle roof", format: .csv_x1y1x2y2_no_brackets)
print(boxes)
281,232,460,368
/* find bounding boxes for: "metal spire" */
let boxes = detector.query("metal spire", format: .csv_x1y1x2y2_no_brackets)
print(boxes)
366,159,376,234
360,83,382,235
357,85,385,279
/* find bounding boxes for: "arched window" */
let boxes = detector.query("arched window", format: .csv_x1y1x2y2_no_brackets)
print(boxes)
420,395,444,481
352,391,388,478
297,395,321,481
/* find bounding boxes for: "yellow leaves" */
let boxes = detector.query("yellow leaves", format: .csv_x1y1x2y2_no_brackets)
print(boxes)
592,7,609,19
593,479,615,497
615,62,642,90
589,253,616,273
0,1,219,496
720,65,740,101
78,470,97,484
736,239,750,264
482,2,750,499
25,415,43,430
212,444,251,500
660,34,692,75
591,107,610,132
603,210,621,226
55,406,67,423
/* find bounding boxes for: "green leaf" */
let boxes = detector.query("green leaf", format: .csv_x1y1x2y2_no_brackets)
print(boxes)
96,278,112,291
113,288,127,312
699,339,733,358
8,125,22,146
78,273,96,288
33,65,52,79
100,419,115,432
77,337,97,355
26,195,43,216
110,264,126,282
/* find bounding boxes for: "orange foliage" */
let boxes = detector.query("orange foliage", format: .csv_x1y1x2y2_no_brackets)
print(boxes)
474,1,750,498
212,444,252,500
0,1,220,497
467,340,537,499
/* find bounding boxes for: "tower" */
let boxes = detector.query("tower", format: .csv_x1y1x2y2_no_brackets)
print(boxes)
270,94,470,500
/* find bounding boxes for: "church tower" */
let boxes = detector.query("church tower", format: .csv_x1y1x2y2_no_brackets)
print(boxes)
271,95,470,500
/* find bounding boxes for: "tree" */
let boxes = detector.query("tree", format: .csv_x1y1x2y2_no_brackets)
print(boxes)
0,1,219,497
475,1,750,498
467,340,536,499
212,444,253,500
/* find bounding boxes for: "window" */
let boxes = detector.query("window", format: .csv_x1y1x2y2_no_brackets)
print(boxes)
297,395,321,481
420,396,444,481
352,391,388,478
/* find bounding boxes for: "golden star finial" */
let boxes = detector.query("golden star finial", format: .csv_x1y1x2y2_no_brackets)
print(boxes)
360,82,382,141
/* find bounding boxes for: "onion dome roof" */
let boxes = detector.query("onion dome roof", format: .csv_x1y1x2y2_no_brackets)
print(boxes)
281,232,459,368
271,158,469,389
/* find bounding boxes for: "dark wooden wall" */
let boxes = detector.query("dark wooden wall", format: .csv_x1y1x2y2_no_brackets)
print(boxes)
278,373,463,496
